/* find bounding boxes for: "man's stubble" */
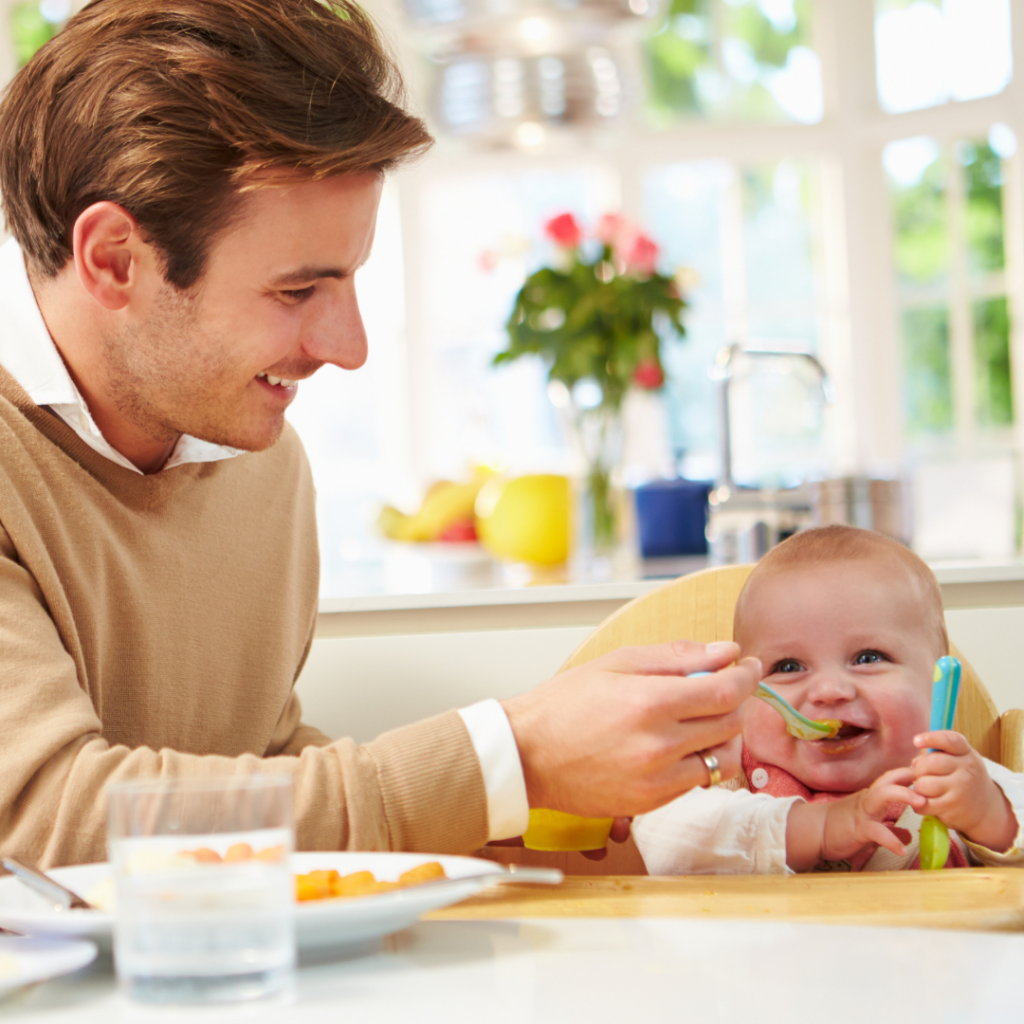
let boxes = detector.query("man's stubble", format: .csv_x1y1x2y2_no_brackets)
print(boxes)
102,280,282,453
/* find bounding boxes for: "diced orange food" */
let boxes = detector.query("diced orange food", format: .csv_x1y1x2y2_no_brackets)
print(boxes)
191,848,222,863
293,862,448,903
398,861,445,886
225,843,254,862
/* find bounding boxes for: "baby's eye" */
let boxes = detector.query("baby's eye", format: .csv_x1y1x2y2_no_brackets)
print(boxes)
771,659,804,675
853,650,888,665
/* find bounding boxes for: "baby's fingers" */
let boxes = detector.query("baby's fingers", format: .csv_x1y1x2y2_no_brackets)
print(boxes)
912,751,959,779
865,821,908,857
913,730,970,756
863,782,925,816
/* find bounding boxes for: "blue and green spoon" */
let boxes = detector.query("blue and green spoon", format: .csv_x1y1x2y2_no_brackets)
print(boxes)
690,672,842,741
919,655,961,870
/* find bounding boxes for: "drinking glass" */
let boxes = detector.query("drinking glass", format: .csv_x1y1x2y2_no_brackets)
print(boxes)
106,775,295,1004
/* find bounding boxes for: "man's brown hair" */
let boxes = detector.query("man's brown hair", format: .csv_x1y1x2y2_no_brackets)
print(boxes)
735,525,949,658
0,0,431,288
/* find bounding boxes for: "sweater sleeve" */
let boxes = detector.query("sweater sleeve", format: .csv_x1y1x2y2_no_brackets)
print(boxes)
633,785,798,875
961,758,1024,867
0,541,489,868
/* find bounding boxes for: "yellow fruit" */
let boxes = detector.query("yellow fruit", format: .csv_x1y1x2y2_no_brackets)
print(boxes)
378,474,491,542
475,474,569,565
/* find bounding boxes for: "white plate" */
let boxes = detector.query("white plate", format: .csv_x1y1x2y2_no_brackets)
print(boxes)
0,935,97,993
0,852,505,952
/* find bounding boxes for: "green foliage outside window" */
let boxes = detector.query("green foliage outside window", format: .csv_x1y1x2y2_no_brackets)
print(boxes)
645,0,814,123
974,296,1013,427
891,156,949,285
961,142,1005,274
10,3,57,68
891,138,1012,436
902,306,953,434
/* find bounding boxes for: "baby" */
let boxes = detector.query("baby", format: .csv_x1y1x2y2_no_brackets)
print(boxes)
634,525,1024,874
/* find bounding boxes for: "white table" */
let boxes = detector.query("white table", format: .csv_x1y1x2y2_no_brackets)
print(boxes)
4,917,1022,1023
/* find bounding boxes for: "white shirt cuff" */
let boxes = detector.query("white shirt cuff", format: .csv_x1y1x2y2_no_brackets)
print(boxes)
457,699,530,841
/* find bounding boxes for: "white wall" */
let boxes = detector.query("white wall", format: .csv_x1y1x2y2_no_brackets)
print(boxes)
296,626,592,743
295,612,1024,744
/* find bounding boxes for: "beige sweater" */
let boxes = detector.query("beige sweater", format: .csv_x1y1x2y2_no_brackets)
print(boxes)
0,368,488,866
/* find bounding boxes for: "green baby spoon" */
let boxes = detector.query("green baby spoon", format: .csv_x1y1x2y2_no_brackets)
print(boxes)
919,656,962,870
689,672,840,741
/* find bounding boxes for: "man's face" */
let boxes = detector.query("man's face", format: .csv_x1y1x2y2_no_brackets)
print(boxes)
739,559,938,792
104,172,382,452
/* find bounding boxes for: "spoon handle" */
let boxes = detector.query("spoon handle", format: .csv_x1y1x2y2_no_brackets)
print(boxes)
919,657,962,871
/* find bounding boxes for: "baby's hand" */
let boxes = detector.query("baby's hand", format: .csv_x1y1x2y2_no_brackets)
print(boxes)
913,731,1018,853
820,768,925,862
786,768,924,871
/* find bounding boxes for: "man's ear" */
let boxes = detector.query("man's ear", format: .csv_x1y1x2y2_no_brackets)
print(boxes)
72,201,146,311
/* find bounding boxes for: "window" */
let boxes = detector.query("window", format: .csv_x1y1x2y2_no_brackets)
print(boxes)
6,0,1024,577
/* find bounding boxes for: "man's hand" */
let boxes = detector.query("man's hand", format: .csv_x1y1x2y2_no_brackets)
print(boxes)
500,640,761,818
785,768,925,872
912,730,1018,853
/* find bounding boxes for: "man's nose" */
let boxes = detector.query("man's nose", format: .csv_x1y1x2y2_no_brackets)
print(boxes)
303,279,368,371
805,671,857,706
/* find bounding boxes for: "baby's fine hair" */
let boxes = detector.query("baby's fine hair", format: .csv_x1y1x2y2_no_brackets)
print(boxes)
735,524,948,657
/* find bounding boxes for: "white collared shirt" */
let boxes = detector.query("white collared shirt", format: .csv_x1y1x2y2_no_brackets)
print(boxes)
0,238,529,843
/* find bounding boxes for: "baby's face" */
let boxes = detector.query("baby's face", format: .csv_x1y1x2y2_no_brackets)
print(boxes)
739,559,938,793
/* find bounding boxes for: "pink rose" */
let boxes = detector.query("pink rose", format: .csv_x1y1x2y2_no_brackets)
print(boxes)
596,213,628,247
633,360,665,390
544,212,583,249
623,233,659,276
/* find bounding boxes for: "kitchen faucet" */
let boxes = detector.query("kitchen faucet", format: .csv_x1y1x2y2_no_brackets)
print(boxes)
705,342,835,563
709,342,835,497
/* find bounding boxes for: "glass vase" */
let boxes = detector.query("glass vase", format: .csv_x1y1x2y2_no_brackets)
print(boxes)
566,401,630,571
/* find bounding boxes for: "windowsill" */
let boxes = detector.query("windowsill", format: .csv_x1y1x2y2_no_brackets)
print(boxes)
317,547,1024,616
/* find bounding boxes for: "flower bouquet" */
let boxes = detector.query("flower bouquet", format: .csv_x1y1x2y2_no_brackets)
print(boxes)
492,212,687,554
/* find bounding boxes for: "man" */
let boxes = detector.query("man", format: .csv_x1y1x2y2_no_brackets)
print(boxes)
0,0,760,867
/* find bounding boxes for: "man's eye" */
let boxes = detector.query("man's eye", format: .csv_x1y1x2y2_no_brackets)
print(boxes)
772,659,803,674
281,286,315,303
853,650,887,665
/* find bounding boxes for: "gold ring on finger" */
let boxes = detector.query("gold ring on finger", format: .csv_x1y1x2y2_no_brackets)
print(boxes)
696,749,721,788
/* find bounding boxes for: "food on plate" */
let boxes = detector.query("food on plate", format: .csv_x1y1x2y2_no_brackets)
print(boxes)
82,856,450,911
295,862,447,902
177,843,285,864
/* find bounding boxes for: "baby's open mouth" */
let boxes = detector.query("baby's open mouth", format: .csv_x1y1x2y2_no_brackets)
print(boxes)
811,723,871,754
833,724,867,740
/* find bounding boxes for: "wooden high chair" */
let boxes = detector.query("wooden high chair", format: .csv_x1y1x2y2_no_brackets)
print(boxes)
482,563,1024,876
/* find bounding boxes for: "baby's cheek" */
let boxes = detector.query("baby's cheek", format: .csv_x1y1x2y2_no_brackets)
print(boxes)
743,700,795,767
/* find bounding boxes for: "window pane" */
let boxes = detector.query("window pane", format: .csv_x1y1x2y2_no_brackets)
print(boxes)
286,184,414,597
974,296,1013,427
643,156,823,484
743,159,817,343
875,0,1012,114
884,137,949,289
642,161,726,467
645,0,822,124
415,167,618,480
902,306,953,434
961,139,1006,275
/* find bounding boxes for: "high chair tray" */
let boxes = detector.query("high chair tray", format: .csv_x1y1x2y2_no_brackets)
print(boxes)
429,868,1024,932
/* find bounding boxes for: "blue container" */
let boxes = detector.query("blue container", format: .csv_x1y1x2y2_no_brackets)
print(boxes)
633,479,711,557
